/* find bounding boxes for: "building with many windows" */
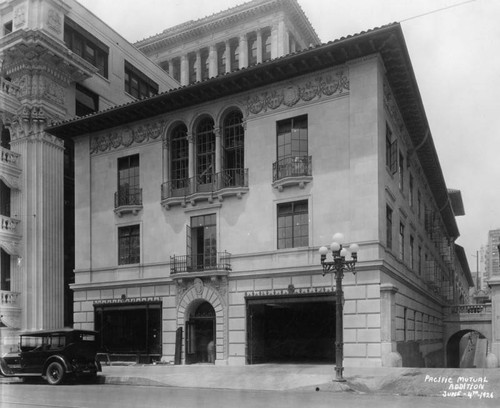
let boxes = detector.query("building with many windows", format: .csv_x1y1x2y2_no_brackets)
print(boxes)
44,0,474,367
0,0,177,352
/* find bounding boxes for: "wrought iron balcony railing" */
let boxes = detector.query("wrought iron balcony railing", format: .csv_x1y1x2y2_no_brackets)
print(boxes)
161,168,249,201
273,156,312,182
114,187,143,208
170,251,231,274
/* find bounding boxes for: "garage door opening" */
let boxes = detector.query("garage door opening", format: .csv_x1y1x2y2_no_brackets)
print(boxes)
246,294,335,364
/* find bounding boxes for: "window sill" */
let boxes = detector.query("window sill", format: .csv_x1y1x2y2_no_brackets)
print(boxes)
114,204,143,217
272,176,312,192
161,187,249,210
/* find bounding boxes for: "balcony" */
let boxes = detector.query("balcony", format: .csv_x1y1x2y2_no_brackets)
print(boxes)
114,187,143,217
0,290,20,308
272,156,312,191
170,251,231,278
0,77,21,114
0,147,21,190
161,168,248,209
0,215,20,237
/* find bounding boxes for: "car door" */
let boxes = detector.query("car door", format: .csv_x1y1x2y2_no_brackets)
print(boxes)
20,335,48,374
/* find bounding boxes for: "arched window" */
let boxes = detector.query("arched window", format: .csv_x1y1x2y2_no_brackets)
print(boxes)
195,118,215,190
222,110,244,187
170,124,188,190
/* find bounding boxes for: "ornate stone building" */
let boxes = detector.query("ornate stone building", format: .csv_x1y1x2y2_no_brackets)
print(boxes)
2,0,476,367
0,0,177,352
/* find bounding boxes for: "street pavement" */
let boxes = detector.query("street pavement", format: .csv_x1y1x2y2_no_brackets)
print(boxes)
97,363,499,398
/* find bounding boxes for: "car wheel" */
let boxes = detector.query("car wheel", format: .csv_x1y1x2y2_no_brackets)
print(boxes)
46,361,65,385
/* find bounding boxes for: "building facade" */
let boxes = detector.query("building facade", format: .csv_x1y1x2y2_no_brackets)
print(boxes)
46,1,472,367
0,0,177,353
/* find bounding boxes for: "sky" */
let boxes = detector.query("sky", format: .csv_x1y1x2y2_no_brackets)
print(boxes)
76,0,500,273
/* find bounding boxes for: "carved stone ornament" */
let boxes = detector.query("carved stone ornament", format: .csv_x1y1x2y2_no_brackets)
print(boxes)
47,9,62,34
245,68,349,117
14,6,26,29
193,278,204,295
90,120,166,155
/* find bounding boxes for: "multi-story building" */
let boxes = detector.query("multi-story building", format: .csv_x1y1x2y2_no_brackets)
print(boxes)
46,0,472,367
0,0,178,352
485,229,500,284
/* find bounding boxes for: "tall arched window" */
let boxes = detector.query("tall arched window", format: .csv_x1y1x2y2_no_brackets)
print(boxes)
222,110,244,187
170,124,188,190
195,118,215,191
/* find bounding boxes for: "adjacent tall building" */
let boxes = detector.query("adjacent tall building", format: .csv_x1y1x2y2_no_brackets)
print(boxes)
2,0,473,367
0,0,177,352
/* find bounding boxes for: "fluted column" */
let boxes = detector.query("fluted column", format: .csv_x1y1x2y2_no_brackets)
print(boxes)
209,45,217,78
180,55,189,86
195,50,202,83
225,40,231,73
10,113,64,331
256,30,263,64
239,34,248,69
162,136,170,183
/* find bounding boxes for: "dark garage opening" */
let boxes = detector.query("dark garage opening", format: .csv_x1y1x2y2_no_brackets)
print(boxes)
246,294,335,364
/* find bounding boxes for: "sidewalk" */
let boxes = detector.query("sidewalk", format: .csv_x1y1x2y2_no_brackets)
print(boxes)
99,364,499,397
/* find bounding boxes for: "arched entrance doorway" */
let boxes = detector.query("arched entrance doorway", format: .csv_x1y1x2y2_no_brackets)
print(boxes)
447,330,487,368
186,301,216,364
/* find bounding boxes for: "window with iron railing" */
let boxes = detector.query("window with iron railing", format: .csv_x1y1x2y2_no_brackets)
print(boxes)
116,154,141,208
274,115,309,182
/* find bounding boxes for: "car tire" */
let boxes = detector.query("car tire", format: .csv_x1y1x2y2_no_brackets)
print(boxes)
46,361,65,385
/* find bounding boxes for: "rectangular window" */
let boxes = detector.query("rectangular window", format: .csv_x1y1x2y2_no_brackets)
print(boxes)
1,248,11,291
263,29,272,61
410,235,414,270
386,206,393,250
409,174,414,207
64,18,109,78
124,61,158,99
399,152,404,190
277,200,308,249
275,115,309,180
217,43,226,75
418,246,422,276
386,124,397,174
4,21,12,35
118,225,140,265
189,214,217,270
0,180,10,216
417,190,421,219
75,84,99,116
200,49,209,81
117,154,141,206
399,223,405,261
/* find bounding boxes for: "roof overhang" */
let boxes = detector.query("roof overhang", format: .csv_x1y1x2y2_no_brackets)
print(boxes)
46,22,460,238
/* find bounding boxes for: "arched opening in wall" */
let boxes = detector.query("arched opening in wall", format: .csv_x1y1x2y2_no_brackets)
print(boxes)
185,301,216,364
246,293,335,364
446,330,487,368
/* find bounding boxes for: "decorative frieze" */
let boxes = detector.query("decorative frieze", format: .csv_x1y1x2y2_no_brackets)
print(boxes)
90,120,166,155
245,68,349,116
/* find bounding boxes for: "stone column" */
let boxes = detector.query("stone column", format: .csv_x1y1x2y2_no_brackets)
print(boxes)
239,34,248,69
168,60,175,78
195,50,202,83
208,45,217,78
187,132,195,193
10,110,64,331
225,40,231,73
380,283,401,366
488,276,500,366
180,55,189,86
162,136,170,183
256,30,263,64
214,127,221,175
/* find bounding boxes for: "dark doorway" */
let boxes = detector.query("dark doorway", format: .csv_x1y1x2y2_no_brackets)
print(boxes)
447,330,487,368
246,295,335,364
186,301,215,364
94,302,162,363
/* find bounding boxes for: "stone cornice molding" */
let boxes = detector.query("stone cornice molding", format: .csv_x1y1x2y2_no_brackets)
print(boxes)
244,67,349,116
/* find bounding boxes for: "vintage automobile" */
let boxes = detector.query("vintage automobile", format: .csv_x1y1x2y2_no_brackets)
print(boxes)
0,328,102,385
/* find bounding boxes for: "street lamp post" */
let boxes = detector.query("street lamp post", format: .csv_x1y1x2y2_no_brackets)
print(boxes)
318,233,359,382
